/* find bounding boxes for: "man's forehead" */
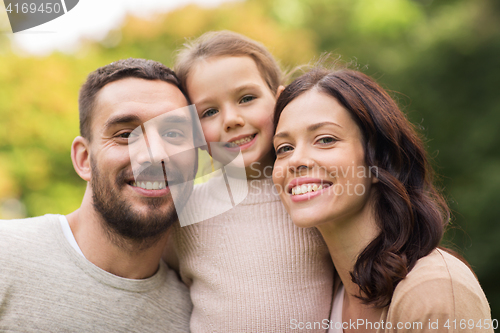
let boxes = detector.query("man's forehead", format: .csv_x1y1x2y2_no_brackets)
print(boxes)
94,78,189,128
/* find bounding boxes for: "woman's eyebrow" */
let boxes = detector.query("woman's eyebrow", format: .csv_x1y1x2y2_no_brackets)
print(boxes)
273,131,290,140
307,121,342,131
274,121,342,140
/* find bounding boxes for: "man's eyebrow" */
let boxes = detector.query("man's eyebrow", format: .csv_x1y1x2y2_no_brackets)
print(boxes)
161,114,190,123
273,122,342,141
105,113,190,130
104,114,141,129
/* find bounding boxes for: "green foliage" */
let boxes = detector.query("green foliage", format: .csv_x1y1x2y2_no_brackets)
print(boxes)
1,0,499,319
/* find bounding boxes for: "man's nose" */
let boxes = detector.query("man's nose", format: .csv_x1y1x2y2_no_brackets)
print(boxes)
144,129,170,164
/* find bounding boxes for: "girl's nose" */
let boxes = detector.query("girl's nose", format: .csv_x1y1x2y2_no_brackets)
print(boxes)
223,106,245,132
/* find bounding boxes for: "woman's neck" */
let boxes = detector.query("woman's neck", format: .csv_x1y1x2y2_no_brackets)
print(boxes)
317,200,383,332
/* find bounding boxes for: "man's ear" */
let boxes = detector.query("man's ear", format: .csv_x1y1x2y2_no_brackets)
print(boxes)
72,136,91,182
276,85,285,99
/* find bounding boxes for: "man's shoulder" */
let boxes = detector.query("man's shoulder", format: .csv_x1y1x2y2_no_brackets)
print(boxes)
0,214,61,254
0,214,59,235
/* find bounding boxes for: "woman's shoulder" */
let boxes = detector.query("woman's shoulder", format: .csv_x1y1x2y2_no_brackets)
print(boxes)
395,248,481,294
382,248,492,332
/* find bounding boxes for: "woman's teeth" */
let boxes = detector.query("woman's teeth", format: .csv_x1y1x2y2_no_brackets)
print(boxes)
227,134,256,147
291,183,329,195
132,181,165,190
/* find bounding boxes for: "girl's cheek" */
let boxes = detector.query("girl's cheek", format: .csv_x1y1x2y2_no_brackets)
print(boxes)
200,123,216,142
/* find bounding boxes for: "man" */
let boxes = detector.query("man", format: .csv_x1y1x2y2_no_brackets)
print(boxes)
0,59,198,332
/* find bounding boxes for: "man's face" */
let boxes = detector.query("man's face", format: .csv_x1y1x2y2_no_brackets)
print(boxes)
88,78,197,242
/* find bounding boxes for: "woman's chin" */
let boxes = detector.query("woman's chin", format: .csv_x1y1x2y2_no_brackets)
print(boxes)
289,212,326,229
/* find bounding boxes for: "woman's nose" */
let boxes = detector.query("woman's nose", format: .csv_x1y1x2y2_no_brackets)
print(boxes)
287,145,314,174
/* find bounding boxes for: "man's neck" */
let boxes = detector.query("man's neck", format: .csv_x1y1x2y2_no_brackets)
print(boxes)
66,204,168,280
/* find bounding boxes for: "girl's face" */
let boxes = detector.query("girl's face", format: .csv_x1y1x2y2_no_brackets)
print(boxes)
272,90,378,229
186,56,277,177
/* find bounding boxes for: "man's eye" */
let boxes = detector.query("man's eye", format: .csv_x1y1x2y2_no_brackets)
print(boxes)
240,95,255,104
276,145,294,155
117,132,132,139
164,131,183,138
201,108,219,118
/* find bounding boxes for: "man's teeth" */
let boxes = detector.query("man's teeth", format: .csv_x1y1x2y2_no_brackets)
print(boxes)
132,181,165,190
227,134,255,147
291,184,328,195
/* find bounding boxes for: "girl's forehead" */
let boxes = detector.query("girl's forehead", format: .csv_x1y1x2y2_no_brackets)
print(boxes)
186,56,273,101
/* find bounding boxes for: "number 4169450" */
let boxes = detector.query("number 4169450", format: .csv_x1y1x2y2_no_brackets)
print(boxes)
6,2,62,14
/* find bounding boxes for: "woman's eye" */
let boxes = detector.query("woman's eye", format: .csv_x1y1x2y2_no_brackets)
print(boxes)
276,145,294,155
316,137,336,145
240,95,255,104
201,108,219,118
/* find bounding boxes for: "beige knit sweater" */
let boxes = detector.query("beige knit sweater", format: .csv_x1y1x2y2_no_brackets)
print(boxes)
172,177,335,332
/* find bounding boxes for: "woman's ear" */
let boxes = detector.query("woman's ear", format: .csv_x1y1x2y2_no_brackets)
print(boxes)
371,167,380,184
71,136,91,182
276,85,285,99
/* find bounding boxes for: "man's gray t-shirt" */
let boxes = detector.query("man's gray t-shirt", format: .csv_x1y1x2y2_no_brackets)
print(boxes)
0,214,192,332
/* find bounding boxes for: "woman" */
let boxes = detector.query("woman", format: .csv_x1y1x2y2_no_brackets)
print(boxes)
272,67,493,332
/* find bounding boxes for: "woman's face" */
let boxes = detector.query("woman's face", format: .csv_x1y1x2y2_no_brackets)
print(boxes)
272,89,378,229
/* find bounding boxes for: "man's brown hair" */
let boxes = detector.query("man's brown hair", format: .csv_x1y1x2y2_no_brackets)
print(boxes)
78,58,187,140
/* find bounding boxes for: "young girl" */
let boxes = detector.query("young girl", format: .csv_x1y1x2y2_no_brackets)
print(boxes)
272,66,492,332
169,31,335,332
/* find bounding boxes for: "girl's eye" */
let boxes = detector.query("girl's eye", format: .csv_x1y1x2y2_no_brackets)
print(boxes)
240,95,255,104
201,108,219,118
275,145,294,155
316,137,336,145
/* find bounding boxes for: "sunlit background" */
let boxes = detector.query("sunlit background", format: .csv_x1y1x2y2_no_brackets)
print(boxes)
1,0,499,322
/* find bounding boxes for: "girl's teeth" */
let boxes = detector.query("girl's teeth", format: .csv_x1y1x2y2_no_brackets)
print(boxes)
291,184,325,195
227,135,255,147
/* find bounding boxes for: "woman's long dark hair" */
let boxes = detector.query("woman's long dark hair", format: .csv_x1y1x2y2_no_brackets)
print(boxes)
274,67,451,308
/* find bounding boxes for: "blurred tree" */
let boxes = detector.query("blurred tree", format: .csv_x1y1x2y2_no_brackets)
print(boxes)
1,0,498,321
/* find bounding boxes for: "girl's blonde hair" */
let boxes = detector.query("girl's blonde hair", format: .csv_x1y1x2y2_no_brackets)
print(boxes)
175,30,282,94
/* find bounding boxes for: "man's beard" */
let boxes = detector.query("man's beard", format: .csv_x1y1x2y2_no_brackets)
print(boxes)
90,161,179,251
